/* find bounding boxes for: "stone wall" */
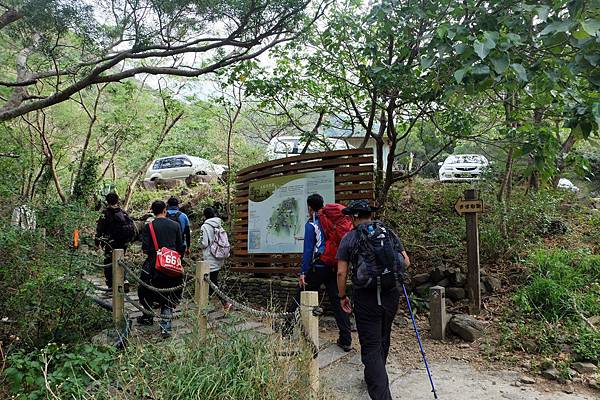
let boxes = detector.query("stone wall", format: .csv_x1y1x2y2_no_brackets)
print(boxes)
221,266,501,311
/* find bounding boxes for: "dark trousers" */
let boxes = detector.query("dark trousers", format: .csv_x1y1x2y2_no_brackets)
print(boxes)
353,287,400,400
208,270,227,306
103,244,127,287
138,260,183,313
289,266,352,346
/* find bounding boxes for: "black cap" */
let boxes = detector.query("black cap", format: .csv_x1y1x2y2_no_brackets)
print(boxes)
342,200,379,215
167,196,179,206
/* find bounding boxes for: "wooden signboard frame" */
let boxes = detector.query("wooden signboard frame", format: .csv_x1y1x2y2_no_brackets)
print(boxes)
232,149,375,274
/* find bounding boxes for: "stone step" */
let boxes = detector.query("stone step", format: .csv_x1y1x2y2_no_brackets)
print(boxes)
319,342,353,369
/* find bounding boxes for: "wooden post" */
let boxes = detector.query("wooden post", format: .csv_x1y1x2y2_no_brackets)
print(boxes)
112,249,125,330
300,291,319,398
195,261,210,339
464,189,481,314
429,286,447,340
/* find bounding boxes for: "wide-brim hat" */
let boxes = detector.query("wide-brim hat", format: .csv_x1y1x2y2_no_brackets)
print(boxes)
342,200,379,215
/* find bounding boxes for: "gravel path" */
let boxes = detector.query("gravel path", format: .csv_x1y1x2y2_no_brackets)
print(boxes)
322,358,596,400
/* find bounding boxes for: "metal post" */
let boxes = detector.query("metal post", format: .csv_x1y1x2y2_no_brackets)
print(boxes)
112,249,125,330
464,189,481,314
300,291,319,398
195,261,210,340
429,286,446,340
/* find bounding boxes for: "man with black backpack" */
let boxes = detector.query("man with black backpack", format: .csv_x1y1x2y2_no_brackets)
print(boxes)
95,193,135,289
166,196,191,256
336,200,410,400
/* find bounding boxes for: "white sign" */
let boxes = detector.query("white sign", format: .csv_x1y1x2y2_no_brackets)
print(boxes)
248,170,335,253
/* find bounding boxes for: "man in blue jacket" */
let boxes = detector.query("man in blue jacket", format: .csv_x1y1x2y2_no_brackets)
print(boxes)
166,196,191,256
288,193,352,351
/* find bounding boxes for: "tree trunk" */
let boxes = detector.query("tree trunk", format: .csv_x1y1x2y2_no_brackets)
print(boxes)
552,131,577,187
122,112,184,211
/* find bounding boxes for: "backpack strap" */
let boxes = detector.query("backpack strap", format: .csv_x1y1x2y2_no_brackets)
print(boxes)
148,222,159,251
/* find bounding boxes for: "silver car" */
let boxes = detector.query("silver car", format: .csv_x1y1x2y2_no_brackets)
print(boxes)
438,154,489,182
144,155,224,183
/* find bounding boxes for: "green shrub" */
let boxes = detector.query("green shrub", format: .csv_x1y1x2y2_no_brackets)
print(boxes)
4,343,115,399
573,327,600,362
514,277,573,321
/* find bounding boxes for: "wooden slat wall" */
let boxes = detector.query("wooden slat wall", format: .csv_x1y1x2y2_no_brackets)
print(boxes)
231,148,375,274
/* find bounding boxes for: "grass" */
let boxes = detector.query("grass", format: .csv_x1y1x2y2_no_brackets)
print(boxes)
4,326,323,400
501,249,600,364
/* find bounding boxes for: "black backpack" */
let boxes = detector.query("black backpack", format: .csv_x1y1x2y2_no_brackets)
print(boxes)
167,211,183,231
350,221,406,291
112,209,136,243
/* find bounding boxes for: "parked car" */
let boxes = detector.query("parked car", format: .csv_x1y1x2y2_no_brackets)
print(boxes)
438,154,489,182
266,136,352,160
144,155,224,183
557,178,580,193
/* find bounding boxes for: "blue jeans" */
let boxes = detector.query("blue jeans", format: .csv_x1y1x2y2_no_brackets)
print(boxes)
159,306,172,333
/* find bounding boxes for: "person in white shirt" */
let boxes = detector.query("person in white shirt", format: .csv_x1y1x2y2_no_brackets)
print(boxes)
199,207,232,311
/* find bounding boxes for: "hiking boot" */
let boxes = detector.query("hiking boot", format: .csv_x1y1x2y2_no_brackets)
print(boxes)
136,315,153,326
223,302,233,312
336,339,352,352
161,329,172,339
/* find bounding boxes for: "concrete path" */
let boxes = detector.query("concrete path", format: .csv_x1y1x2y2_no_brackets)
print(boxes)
322,357,596,400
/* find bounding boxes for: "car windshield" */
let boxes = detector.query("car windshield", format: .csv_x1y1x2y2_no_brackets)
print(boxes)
446,155,485,164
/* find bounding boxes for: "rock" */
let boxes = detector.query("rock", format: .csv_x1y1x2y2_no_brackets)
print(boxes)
412,273,431,285
590,381,600,391
185,174,212,186
541,358,555,370
155,178,185,190
436,278,450,287
541,367,560,381
458,343,470,349
446,287,466,301
449,270,467,286
571,362,598,374
482,276,502,293
430,267,448,283
415,283,433,296
520,376,536,385
448,314,484,342
563,384,575,394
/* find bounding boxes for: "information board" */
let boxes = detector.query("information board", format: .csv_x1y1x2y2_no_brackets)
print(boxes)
247,170,335,253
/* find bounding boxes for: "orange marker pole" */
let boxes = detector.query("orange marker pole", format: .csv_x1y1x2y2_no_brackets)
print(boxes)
73,229,79,250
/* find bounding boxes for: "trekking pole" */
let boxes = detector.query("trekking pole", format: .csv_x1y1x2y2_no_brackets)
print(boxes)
401,283,439,399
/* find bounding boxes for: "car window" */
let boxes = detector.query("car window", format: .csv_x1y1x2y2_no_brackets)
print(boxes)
173,157,192,168
152,160,162,170
161,158,176,169
446,155,485,164
274,141,292,154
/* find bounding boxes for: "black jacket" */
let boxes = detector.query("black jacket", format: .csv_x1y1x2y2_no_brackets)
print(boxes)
95,206,129,248
142,217,185,265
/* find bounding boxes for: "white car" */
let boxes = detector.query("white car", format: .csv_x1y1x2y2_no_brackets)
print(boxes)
438,154,489,182
266,136,352,161
144,155,224,183
557,178,580,193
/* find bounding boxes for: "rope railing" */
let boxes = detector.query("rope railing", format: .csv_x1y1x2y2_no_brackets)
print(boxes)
124,294,180,320
93,262,111,268
119,260,187,293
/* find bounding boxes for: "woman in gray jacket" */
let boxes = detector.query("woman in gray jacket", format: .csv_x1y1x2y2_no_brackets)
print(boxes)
199,207,232,311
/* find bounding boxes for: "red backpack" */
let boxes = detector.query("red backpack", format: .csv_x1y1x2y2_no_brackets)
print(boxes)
318,204,354,268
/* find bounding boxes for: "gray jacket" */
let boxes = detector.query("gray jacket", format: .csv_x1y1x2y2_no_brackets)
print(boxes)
199,217,225,272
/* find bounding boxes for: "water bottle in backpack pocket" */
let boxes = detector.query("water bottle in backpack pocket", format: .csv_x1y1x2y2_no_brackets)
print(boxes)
351,221,406,290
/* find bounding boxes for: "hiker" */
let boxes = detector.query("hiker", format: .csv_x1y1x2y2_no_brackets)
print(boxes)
199,207,232,311
336,200,411,400
166,196,191,256
287,194,352,352
95,193,135,289
138,200,186,338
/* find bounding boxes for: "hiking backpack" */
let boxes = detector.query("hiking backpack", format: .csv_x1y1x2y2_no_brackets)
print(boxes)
207,222,231,260
112,209,136,243
167,211,183,230
317,204,354,268
350,220,406,290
